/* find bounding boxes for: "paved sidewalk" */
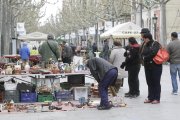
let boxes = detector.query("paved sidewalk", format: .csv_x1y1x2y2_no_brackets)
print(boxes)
1,65,180,120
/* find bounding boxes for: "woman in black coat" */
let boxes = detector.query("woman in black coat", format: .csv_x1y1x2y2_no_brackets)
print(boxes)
140,33,162,104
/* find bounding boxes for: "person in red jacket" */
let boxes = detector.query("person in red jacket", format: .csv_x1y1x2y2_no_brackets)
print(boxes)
121,37,141,98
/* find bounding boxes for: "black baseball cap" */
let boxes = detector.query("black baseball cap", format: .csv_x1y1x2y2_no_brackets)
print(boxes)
140,28,150,34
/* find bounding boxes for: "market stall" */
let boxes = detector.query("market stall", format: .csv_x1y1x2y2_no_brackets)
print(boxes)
18,32,48,41
0,58,105,113
100,22,142,47
100,22,142,39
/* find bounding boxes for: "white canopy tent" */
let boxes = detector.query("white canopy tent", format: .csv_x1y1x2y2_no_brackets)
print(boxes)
18,32,48,41
17,32,48,50
100,22,142,39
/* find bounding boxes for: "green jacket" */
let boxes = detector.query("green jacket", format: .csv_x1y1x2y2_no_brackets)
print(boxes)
39,40,60,62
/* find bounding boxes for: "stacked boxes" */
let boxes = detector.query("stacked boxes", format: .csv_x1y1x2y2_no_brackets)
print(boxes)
20,92,37,103
4,90,19,103
55,91,72,101
37,93,54,102
73,87,88,100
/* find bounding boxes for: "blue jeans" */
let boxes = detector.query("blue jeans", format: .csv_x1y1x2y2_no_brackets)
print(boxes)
98,69,118,106
170,64,180,93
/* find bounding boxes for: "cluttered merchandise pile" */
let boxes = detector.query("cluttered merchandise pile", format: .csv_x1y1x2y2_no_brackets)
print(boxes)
0,56,127,113
0,81,127,113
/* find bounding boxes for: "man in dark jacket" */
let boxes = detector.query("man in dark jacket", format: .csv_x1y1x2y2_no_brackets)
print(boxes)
92,42,98,57
61,41,73,64
102,39,109,61
86,57,118,110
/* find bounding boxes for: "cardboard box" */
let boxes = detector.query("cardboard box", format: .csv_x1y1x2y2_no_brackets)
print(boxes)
73,87,88,100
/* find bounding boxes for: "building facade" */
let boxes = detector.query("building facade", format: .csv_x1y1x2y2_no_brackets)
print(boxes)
135,0,180,43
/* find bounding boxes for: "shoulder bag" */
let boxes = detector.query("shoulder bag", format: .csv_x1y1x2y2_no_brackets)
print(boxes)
152,41,169,64
47,41,58,60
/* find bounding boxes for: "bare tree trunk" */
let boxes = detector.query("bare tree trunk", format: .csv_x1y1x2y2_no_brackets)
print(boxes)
0,0,3,56
160,0,168,47
148,8,151,31
131,0,137,23
3,0,11,55
139,0,143,27
1,0,7,56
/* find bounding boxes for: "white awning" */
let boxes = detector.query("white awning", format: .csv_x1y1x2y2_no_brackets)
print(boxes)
18,32,48,41
100,22,142,39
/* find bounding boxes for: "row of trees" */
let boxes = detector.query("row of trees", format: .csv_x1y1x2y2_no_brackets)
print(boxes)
0,0,46,56
0,0,171,56
40,0,170,47
39,0,132,38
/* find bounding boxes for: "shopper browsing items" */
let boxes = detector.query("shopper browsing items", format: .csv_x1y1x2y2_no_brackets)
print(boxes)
86,57,118,110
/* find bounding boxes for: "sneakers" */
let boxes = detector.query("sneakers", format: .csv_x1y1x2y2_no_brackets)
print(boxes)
172,92,178,95
130,94,139,98
125,93,139,98
124,92,130,97
97,105,113,110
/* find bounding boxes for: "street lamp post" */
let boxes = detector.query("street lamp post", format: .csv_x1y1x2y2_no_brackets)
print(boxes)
86,30,89,47
95,23,98,44
152,14,158,40
11,26,17,54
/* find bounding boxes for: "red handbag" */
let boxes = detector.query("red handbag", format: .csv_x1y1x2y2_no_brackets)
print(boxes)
153,47,169,64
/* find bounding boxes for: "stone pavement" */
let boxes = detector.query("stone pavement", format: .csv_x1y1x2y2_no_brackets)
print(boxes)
1,65,180,120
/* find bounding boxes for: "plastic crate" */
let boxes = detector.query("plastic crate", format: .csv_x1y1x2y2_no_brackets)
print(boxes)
67,74,85,86
4,90,19,103
55,91,72,101
60,82,71,90
20,92,37,103
37,94,53,102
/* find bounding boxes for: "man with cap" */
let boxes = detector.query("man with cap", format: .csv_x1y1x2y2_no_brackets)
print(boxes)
39,34,61,68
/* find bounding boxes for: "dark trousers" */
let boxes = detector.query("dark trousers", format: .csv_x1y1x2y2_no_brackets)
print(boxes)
144,65,162,101
98,69,118,106
128,64,141,95
62,57,71,64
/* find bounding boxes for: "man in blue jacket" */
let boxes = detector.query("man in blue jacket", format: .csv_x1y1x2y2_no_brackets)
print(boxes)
19,42,30,63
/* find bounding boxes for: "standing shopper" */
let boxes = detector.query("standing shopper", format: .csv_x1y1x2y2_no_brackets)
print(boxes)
61,41,73,64
38,34,61,68
140,33,162,104
109,39,128,93
86,57,118,110
19,42,30,63
121,37,141,98
92,42,98,57
167,32,180,95
102,39,109,61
